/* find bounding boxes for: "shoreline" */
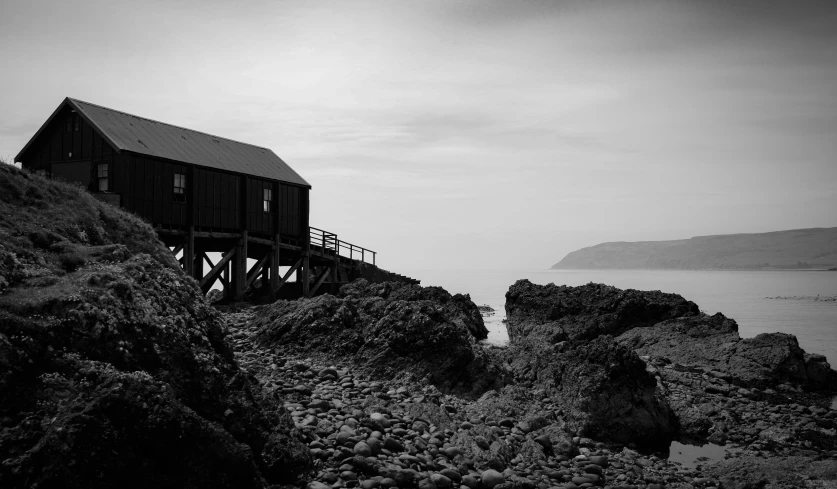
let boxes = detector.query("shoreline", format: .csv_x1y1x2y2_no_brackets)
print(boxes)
226,303,837,488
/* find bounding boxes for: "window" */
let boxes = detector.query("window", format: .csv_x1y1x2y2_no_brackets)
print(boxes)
174,173,186,202
97,163,109,192
66,115,73,132
263,188,272,213
74,113,80,131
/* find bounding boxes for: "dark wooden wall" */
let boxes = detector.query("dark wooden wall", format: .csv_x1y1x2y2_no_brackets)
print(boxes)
19,105,309,239
19,105,117,183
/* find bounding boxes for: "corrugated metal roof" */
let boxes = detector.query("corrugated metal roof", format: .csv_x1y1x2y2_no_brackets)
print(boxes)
66,98,310,187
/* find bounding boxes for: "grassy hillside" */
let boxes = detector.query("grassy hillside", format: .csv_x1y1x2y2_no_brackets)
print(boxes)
552,227,837,270
0,162,309,487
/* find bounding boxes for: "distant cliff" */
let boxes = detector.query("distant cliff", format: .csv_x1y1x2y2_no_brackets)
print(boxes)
552,227,837,270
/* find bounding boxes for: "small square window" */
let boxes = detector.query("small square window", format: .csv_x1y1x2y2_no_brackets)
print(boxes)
263,188,272,213
97,163,109,192
174,173,186,202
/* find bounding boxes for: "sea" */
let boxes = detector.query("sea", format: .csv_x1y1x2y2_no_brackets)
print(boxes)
400,269,837,368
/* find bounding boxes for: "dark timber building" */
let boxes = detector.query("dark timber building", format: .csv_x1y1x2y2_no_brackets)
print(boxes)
15,97,416,299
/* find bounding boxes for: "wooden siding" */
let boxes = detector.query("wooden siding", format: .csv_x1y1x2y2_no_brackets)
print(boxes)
19,105,115,179
246,177,274,235
195,167,241,230
120,155,189,227
280,184,302,237
18,102,308,238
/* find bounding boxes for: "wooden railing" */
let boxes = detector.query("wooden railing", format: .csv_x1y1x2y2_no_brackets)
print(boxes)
309,226,376,265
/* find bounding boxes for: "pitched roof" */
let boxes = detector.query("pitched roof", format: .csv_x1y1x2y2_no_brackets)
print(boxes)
18,97,310,187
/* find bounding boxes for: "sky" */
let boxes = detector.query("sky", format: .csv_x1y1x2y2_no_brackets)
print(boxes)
1,0,836,270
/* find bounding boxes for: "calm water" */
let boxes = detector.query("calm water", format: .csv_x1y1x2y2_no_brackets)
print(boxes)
400,269,837,367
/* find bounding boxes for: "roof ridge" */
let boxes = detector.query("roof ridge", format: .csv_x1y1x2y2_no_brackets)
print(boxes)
68,97,273,152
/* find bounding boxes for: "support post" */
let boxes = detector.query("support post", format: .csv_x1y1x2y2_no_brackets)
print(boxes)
302,252,310,298
184,225,195,277
223,260,231,299
270,233,280,294
194,243,204,282
261,254,270,293
233,231,248,300
302,226,311,298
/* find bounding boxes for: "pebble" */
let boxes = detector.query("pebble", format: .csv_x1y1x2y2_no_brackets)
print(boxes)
481,469,505,488
224,307,836,489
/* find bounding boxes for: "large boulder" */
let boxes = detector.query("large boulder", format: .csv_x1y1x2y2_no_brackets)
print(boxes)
505,280,700,344
506,336,673,445
0,164,310,488
502,281,683,446
253,280,506,398
727,332,835,389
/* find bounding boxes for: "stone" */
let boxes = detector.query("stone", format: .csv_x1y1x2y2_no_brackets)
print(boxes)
481,469,505,489
418,478,437,489
431,473,452,488
384,436,404,453
440,468,462,483
461,475,479,489
354,441,372,456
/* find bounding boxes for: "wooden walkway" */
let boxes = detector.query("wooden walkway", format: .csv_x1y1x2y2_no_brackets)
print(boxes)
158,225,418,301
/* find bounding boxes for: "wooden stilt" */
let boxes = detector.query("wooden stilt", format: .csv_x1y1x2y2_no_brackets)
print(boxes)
246,251,270,288
302,226,311,298
223,259,231,299
233,231,248,300
201,246,236,295
171,243,184,258
270,233,280,294
273,257,303,293
184,225,195,277
309,267,331,296
194,244,204,281
302,253,310,298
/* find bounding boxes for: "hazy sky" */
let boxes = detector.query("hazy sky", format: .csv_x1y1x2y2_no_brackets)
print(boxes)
2,0,836,270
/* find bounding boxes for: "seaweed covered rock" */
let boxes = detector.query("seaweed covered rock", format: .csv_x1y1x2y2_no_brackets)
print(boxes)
253,279,505,398
505,280,700,344
0,164,309,488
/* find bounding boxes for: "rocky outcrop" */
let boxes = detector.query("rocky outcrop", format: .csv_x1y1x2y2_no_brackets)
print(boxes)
253,279,504,399
340,280,489,341
506,336,673,446
505,280,700,344
503,281,686,446
503,280,836,448
617,312,740,367
0,164,309,488
617,313,836,390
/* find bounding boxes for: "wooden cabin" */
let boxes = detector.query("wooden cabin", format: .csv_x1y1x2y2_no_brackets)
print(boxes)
15,97,417,299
